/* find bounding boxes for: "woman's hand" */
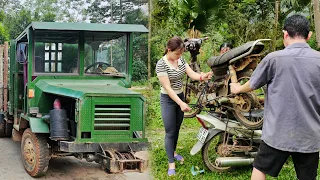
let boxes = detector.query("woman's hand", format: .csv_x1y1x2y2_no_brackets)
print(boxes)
180,102,191,112
201,71,213,81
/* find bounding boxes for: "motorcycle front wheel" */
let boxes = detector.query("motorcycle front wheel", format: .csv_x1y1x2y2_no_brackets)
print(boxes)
184,84,201,118
202,132,231,172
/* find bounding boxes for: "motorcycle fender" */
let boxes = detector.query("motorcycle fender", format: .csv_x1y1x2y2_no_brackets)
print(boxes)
190,128,222,155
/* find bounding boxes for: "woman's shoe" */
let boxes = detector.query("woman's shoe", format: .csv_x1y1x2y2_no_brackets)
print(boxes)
174,154,184,164
168,169,176,176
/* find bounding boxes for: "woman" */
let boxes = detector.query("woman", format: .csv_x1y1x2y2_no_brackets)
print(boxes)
155,36,212,176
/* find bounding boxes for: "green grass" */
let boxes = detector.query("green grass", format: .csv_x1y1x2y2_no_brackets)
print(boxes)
133,83,320,180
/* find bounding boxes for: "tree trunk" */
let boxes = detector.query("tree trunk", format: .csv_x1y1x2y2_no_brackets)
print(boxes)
273,0,280,51
147,0,152,80
110,0,114,23
313,0,320,48
120,0,123,23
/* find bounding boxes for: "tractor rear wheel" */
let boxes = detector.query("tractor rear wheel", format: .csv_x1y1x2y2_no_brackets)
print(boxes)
21,128,50,177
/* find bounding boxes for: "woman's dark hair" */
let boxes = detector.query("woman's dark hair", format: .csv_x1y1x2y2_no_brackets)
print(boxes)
164,36,185,55
219,42,233,51
283,14,310,39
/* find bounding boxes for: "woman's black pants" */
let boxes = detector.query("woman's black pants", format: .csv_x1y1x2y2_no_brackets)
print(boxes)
160,93,184,163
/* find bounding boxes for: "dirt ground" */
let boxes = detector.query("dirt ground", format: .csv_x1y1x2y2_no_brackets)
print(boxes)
0,138,152,180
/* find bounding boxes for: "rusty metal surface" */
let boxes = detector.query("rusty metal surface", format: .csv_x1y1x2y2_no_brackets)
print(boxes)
104,150,147,173
185,42,265,129
233,54,260,71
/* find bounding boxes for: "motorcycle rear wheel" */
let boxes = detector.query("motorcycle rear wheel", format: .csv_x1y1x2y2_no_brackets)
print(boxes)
202,132,231,172
232,76,265,130
232,93,264,130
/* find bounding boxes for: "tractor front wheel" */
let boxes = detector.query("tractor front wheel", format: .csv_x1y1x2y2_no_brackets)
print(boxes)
0,120,5,137
21,128,50,177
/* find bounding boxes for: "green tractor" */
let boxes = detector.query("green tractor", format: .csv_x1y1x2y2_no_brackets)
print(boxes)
0,22,149,177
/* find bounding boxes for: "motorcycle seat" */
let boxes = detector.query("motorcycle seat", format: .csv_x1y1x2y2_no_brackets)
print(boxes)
207,41,265,67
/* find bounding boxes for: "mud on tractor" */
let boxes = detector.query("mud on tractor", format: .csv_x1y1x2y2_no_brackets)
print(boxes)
0,22,149,177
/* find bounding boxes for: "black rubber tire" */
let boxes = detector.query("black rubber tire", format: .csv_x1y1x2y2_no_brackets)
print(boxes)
232,76,265,130
0,120,5,138
184,84,201,118
21,128,50,177
232,93,263,130
202,132,231,172
233,110,263,130
5,122,13,137
184,107,201,118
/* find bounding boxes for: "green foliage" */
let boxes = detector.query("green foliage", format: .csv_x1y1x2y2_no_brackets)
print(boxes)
3,8,32,39
22,0,76,22
0,0,8,9
124,8,148,26
282,0,311,11
133,33,148,65
137,83,163,129
308,33,320,50
0,23,9,44
152,0,171,26
177,0,224,32
131,79,149,87
85,0,147,23
0,10,4,22
132,60,148,81
61,44,78,72
34,11,56,22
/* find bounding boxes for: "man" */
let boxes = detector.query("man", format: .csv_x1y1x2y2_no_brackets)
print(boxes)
219,42,233,54
230,14,320,180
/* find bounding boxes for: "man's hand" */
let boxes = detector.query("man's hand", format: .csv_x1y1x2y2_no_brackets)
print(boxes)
230,83,242,94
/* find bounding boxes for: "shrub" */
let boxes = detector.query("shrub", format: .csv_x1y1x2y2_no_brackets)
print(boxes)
132,60,148,81
0,23,9,44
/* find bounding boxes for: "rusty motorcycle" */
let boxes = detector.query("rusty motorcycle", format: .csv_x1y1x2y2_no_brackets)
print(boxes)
184,39,271,130
184,39,271,171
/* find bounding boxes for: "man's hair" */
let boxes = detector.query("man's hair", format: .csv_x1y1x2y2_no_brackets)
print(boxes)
283,14,310,39
219,42,233,51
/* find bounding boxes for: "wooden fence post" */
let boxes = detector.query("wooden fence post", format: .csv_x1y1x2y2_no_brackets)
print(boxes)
0,44,3,111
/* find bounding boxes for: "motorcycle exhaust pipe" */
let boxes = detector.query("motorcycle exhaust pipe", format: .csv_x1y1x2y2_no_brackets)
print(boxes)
215,157,254,167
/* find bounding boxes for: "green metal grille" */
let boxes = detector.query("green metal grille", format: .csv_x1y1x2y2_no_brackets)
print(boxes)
94,105,131,130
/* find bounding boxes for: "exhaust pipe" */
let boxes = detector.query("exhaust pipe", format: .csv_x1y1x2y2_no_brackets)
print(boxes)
215,157,254,167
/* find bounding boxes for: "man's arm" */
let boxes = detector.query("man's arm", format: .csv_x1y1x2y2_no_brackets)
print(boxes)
231,54,275,95
230,81,253,94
